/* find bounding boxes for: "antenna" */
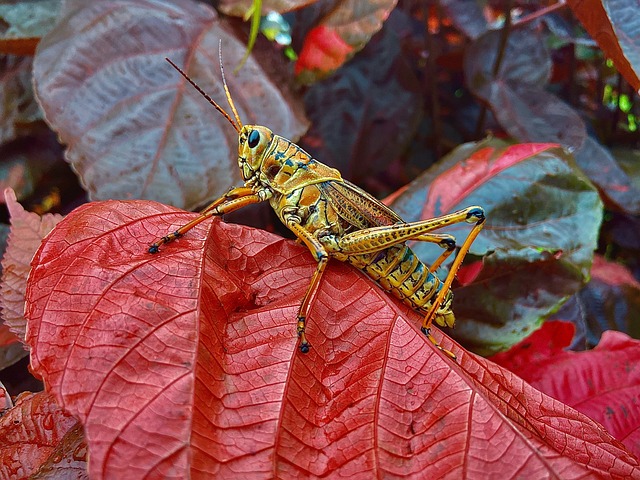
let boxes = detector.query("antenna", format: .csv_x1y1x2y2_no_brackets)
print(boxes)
166,57,240,133
218,42,243,130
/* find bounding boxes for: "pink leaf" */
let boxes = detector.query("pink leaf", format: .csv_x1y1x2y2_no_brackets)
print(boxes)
1,188,62,345
295,0,397,82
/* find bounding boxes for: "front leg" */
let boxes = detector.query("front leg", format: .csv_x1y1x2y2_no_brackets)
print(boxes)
149,187,271,253
284,213,329,353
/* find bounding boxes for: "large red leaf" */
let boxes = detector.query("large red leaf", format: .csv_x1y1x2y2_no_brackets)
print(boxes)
491,321,640,459
33,0,308,210
25,200,640,478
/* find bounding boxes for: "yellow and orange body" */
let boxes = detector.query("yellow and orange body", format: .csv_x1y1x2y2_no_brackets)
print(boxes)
247,128,458,326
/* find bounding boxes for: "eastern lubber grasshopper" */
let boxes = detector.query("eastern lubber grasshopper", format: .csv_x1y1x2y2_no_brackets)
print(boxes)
150,55,485,359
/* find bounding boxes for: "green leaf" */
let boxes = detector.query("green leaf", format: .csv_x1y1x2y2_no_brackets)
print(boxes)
390,138,603,355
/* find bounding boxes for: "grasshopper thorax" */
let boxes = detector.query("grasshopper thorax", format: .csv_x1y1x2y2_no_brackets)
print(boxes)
238,124,276,185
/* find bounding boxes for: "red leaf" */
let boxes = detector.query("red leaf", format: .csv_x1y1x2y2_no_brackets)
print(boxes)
295,25,354,76
1,188,62,345
0,391,87,479
25,200,640,478
490,321,576,375
422,142,560,219
491,321,640,460
0,326,19,349
455,260,483,286
591,254,640,288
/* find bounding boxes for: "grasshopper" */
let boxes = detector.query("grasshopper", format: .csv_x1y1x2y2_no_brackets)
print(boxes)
150,56,485,359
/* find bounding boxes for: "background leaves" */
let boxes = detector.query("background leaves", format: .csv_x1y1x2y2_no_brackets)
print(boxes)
555,254,640,349
567,0,640,92
464,22,640,215
294,0,398,82
302,13,422,186
33,0,308,210
0,188,61,347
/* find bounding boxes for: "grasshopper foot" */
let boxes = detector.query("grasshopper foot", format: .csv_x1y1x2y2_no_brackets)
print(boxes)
148,232,182,254
421,327,457,361
297,318,311,353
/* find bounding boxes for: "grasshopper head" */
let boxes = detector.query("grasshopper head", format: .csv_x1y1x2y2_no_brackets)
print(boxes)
238,125,274,183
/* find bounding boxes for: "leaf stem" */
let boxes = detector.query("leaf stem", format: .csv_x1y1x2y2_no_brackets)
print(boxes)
491,1,513,78
475,0,513,136
425,4,443,159
235,0,263,73
512,2,567,27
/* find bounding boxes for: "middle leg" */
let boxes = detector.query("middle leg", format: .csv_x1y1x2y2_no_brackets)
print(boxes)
285,214,330,353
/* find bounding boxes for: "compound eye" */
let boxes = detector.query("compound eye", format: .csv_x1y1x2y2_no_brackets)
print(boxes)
248,129,260,148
